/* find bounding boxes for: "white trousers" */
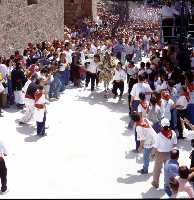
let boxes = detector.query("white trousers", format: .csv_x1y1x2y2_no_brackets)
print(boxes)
20,98,35,123
34,108,45,122
14,90,24,104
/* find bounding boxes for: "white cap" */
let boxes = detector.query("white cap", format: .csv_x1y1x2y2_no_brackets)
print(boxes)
161,118,170,127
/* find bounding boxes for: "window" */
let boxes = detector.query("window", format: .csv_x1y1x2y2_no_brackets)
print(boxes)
27,0,38,6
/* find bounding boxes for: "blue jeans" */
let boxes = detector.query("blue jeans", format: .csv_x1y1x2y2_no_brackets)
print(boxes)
135,129,140,151
187,104,194,125
49,77,62,98
59,71,65,92
170,108,177,130
130,100,139,112
164,185,172,197
64,69,70,86
143,148,152,172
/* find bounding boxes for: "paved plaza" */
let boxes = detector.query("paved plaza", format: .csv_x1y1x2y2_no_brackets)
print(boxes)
1,83,192,198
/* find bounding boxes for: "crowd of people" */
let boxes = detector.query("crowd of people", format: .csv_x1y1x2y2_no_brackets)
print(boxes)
0,0,194,197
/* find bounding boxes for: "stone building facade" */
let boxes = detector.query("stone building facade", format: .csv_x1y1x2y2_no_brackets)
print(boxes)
64,0,97,25
0,0,64,57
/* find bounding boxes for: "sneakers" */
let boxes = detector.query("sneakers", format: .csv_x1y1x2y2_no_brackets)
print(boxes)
1,186,7,193
151,181,159,188
137,169,148,174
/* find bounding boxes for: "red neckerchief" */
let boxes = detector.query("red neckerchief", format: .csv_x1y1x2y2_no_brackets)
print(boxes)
136,118,150,128
180,91,190,102
188,83,194,92
161,129,172,139
140,100,149,111
161,91,171,101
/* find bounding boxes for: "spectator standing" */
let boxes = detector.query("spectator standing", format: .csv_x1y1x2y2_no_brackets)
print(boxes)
151,118,177,188
164,149,179,197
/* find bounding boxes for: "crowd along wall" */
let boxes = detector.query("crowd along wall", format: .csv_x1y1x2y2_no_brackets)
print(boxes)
0,0,64,57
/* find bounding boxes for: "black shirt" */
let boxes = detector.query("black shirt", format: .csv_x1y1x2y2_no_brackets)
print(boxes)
26,82,38,99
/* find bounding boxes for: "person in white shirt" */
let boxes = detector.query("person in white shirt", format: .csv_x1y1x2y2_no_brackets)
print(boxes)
137,92,149,118
85,54,100,92
112,62,126,100
151,118,177,188
131,112,157,174
63,42,73,79
154,74,168,93
0,140,8,193
175,86,189,139
130,74,152,112
160,90,175,122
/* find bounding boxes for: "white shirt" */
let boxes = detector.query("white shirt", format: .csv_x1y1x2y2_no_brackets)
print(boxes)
59,63,67,72
161,98,174,121
136,121,157,148
126,65,138,76
138,102,148,118
0,81,4,93
87,60,98,74
22,79,31,95
155,80,168,92
176,96,188,110
138,69,146,76
154,131,177,152
130,82,152,100
63,50,72,64
90,44,97,55
114,69,126,81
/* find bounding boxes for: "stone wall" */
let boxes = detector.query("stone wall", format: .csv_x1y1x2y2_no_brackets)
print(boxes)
0,0,64,57
64,0,96,25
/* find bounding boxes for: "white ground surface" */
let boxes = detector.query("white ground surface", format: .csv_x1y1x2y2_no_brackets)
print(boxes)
1,81,193,199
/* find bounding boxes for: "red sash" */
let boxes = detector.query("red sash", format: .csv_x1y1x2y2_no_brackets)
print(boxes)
35,104,44,109
25,94,34,100
136,118,150,128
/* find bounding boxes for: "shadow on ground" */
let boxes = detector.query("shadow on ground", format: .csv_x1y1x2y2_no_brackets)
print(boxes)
74,90,129,114
141,187,165,199
16,125,36,135
24,135,42,142
117,173,152,184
